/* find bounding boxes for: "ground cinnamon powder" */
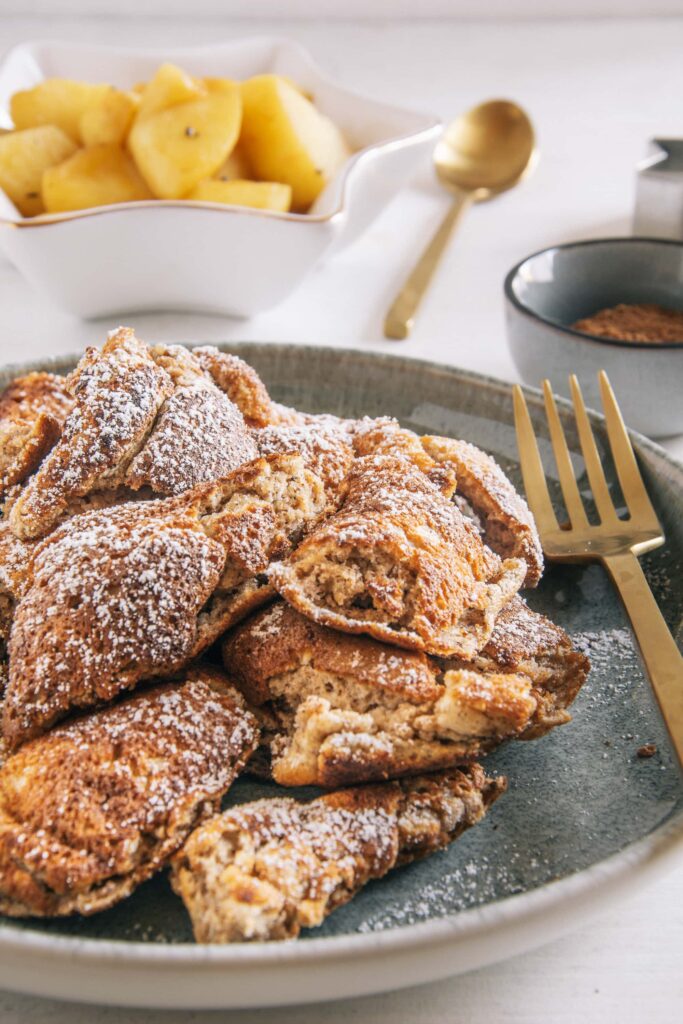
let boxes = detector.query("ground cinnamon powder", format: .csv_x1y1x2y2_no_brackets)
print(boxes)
572,303,683,343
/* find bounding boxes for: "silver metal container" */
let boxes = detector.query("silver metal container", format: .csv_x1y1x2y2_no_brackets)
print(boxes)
634,138,683,240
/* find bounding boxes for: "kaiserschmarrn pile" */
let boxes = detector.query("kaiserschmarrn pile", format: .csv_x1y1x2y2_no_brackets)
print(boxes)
0,329,589,942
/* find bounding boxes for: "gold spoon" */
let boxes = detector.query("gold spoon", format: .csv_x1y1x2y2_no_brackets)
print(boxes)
384,99,537,340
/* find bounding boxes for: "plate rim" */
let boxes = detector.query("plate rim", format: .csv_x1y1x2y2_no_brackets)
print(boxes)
0,343,681,993
0,809,681,967
3,340,683,487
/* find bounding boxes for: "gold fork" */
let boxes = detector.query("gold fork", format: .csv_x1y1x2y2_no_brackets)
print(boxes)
513,371,683,767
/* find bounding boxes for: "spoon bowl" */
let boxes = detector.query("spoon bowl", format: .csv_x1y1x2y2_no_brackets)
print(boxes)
434,99,536,198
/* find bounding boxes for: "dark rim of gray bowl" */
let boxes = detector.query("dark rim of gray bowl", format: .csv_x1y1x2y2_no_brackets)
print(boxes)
503,237,683,352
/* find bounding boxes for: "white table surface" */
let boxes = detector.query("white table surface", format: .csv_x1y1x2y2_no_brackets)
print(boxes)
0,10,681,1023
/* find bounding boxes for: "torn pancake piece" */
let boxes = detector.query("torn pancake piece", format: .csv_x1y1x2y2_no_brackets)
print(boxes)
255,422,353,509
8,334,264,541
4,453,327,749
0,522,33,650
0,370,73,427
5,499,225,749
9,328,174,540
193,345,276,428
126,344,258,495
170,765,505,942
449,595,590,738
422,436,544,587
0,669,259,917
270,454,525,659
353,419,457,497
223,600,586,787
0,372,74,500
190,451,329,648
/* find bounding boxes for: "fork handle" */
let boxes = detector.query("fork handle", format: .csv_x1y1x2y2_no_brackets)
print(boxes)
603,551,683,765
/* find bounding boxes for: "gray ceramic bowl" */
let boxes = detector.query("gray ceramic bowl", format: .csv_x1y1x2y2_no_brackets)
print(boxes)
504,238,683,438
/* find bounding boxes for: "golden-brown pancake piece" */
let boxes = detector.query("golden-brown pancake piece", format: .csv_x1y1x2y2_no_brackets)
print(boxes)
449,594,590,738
0,370,73,426
223,601,587,786
5,500,225,748
0,669,259,917
422,436,544,587
270,454,525,659
0,371,73,499
125,344,259,495
193,345,275,427
255,421,353,509
9,329,173,540
353,419,457,497
171,765,505,942
8,334,263,541
4,453,327,748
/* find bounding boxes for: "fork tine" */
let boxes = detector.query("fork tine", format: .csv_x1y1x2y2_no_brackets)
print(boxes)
513,385,560,535
542,380,589,529
598,371,659,523
569,375,619,525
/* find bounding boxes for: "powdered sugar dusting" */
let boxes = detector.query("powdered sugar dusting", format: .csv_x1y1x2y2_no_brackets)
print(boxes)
172,768,497,941
572,626,637,708
256,422,352,500
5,501,225,743
356,846,529,931
126,380,258,495
0,675,258,915
424,437,544,586
9,330,172,539
58,334,171,492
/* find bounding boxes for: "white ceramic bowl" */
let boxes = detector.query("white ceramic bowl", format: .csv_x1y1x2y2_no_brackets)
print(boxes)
0,39,440,318
504,237,683,438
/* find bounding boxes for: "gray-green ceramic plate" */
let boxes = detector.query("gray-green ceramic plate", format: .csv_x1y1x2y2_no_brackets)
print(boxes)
0,344,681,1009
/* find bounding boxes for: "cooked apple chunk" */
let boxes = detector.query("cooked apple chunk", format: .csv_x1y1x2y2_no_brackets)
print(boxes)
240,74,351,211
10,78,111,143
188,179,292,212
0,126,77,216
129,83,241,199
42,143,152,212
136,62,204,120
79,87,139,147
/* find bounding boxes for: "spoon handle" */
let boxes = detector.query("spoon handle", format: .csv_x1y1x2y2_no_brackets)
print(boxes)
384,188,474,340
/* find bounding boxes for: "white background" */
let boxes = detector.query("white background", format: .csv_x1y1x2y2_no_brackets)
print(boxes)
4,1,683,18
0,4,681,1023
